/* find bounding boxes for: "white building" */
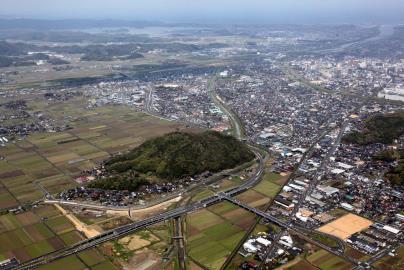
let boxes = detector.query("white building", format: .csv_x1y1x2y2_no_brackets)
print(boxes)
337,162,354,170
282,186,292,192
219,70,229,77
256,237,271,247
279,235,293,248
317,185,339,196
243,240,258,253
289,184,305,191
341,202,354,211
382,225,400,235
378,87,404,102
331,168,345,175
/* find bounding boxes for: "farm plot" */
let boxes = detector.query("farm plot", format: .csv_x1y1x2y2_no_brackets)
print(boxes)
306,249,352,270
36,250,119,270
235,189,271,209
373,246,404,270
0,205,86,262
0,204,115,270
186,201,256,269
234,172,286,209
0,102,190,207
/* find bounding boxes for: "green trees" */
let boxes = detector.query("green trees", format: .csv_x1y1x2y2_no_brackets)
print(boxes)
385,163,404,186
374,149,404,187
343,110,404,187
342,110,404,145
89,131,254,191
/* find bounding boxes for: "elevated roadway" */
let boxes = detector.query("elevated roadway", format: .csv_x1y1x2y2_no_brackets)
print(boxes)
14,150,265,270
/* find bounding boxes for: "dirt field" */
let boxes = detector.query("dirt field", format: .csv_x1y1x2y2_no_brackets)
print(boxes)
126,251,162,270
317,213,373,240
54,204,102,238
119,233,159,251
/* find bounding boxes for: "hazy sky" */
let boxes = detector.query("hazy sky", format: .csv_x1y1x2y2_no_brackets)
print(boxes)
1,0,404,24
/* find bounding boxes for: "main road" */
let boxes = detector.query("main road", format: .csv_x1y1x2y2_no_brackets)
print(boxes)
255,119,350,269
220,194,356,265
12,77,360,270
13,149,266,270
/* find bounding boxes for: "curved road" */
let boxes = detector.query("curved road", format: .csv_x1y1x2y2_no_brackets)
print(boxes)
14,150,266,270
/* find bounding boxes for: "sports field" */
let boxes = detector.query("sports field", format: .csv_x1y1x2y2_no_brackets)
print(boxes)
317,213,373,240
0,101,189,208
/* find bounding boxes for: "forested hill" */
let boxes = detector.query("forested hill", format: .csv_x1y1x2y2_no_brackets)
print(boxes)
88,131,254,191
342,110,404,145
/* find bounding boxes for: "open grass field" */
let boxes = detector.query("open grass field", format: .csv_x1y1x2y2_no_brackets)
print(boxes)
191,189,215,202
186,201,256,269
306,249,352,270
96,221,172,269
253,178,282,198
0,100,190,208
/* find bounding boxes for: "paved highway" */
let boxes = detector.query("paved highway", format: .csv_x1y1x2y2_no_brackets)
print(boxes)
254,120,350,268
252,121,336,268
14,149,265,270
12,84,364,270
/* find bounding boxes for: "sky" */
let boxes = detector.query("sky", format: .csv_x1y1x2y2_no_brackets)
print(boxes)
1,0,404,24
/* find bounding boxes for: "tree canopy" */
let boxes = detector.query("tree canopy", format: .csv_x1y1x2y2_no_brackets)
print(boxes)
88,131,254,191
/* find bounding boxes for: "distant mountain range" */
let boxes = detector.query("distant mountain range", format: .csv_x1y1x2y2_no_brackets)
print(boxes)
0,18,168,30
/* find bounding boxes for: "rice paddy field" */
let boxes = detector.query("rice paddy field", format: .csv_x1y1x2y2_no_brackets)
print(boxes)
373,247,404,270
37,250,119,270
0,204,117,270
0,101,189,209
223,223,277,270
185,201,256,269
236,172,286,209
305,249,352,270
183,166,286,269
278,248,353,270
220,171,289,269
